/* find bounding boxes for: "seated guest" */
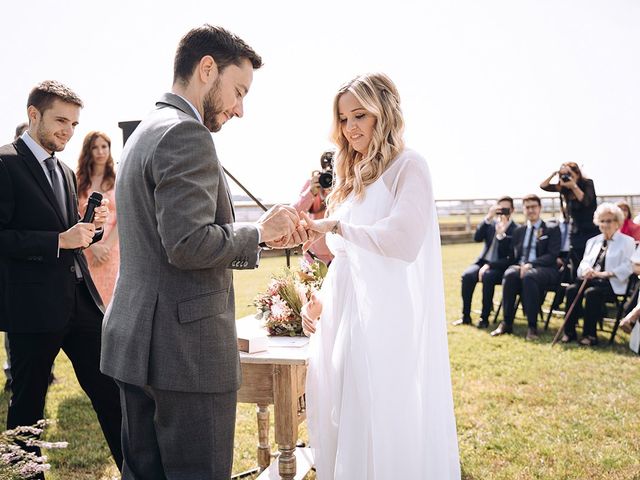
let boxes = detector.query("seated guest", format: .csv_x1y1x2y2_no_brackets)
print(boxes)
617,201,640,242
620,299,640,335
621,245,640,318
491,194,561,340
561,203,636,346
620,251,640,334
454,196,518,328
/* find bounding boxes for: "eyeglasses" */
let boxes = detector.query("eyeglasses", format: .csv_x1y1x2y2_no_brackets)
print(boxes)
599,219,617,224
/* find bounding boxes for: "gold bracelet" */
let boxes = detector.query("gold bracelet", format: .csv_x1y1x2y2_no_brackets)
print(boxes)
331,220,340,235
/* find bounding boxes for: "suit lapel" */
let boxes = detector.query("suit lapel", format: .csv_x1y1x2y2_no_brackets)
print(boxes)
60,163,78,227
537,221,547,255
157,93,236,222
16,140,67,228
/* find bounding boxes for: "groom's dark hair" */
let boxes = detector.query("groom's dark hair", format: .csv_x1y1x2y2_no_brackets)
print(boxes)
173,25,263,85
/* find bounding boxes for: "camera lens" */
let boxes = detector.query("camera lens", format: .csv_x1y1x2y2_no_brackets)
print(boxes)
319,172,333,189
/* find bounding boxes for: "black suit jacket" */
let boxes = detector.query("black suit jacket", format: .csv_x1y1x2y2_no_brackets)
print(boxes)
474,219,518,270
0,139,103,333
509,220,561,268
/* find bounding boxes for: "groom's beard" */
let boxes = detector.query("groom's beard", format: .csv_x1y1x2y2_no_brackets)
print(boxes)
203,78,224,133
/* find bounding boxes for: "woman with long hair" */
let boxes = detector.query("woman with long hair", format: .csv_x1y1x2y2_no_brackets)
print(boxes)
540,162,599,275
300,73,460,479
76,131,119,305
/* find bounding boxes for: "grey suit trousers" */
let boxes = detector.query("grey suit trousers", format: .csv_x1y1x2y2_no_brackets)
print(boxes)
117,380,237,480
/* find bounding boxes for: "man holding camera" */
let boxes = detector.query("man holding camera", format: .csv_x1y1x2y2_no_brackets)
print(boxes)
491,194,561,339
292,150,334,265
454,196,518,328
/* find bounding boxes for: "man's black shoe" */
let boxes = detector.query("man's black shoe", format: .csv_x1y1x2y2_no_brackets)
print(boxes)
476,319,489,329
452,317,472,326
490,322,513,336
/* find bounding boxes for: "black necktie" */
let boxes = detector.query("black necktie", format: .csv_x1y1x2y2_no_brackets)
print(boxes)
44,156,68,227
592,239,608,271
523,226,535,263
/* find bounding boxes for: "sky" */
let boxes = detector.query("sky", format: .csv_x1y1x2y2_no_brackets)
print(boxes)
1,0,638,204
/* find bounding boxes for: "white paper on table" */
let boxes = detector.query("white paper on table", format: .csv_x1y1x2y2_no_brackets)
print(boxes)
267,336,310,348
630,322,640,354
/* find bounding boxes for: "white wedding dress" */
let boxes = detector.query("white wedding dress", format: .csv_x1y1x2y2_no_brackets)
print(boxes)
306,149,460,479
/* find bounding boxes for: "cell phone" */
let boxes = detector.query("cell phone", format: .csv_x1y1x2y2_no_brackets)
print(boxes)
495,208,510,215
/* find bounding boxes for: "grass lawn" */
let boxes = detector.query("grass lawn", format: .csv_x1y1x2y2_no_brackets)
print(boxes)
1,243,638,479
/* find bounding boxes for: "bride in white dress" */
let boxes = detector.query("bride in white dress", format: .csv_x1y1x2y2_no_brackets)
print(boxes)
300,73,460,479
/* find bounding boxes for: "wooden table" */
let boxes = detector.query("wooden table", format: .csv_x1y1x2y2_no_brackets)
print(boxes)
236,316,311,480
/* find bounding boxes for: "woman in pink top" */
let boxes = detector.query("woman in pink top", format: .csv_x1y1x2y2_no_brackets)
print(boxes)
617,201,640,242
76,131,119,306
292,152,334,265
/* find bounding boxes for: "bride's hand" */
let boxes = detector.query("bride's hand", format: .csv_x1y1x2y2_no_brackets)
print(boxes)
301,292,322,336
299,212,339,251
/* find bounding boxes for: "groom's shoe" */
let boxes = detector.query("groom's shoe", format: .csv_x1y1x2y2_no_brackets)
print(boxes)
490,322,512,336
452,316,472,326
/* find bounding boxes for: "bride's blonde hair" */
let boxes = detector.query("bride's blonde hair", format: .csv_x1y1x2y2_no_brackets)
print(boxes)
326,73,405,213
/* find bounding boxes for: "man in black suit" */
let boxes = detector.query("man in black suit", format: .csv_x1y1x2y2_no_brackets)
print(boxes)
491,194,561,340
454,196,518,328
0,81,122,473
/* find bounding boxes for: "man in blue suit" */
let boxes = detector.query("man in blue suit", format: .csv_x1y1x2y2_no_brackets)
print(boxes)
454,196,518,328
491,194,561,339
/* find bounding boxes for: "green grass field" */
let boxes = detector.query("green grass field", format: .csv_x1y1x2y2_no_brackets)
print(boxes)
1,243,639,479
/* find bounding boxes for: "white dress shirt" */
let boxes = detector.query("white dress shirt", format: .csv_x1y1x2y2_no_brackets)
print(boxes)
21,131,66,195
578,231,636,294
175,94,204,124
520,219,543,264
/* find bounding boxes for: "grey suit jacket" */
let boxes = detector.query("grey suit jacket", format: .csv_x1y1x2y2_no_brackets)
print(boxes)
100,93,260,393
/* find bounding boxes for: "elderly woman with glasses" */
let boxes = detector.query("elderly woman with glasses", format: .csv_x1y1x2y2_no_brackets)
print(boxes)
561,203,637,346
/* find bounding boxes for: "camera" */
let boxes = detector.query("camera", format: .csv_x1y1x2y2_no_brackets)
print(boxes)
495,208,510,216
560,173,572,182
318,150,334,189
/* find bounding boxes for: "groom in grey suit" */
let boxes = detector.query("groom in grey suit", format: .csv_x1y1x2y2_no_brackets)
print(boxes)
100,25,305,479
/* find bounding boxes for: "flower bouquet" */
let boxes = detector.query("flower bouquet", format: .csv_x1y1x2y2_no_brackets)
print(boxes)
254,260,328,336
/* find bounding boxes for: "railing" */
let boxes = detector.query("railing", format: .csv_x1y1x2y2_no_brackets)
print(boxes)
435,194,640,233
234,194,640,232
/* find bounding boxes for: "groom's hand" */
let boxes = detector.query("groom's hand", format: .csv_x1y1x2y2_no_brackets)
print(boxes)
257,205,299,244
267,224,309,249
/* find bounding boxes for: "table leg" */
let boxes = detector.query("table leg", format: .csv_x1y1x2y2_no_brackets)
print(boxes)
277,445,296,480
257,403,271,471
274,364,298,480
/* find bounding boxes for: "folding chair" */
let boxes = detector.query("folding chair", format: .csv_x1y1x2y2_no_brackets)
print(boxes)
607,274,640,344
493,290,547,325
